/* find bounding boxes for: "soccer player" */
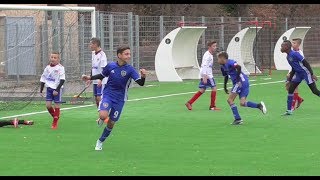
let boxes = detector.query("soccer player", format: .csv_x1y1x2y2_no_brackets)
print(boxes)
285,38,304,110
82,45,147,151
217,51,267,125
281,40,320,115
0,118,34,128
185,41,221,111
86,37,109,124
40,51,65,129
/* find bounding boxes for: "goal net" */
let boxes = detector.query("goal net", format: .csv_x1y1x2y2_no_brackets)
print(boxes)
0,5,95,112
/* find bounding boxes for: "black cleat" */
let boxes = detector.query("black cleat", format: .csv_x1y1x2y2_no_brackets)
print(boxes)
231,119,243,125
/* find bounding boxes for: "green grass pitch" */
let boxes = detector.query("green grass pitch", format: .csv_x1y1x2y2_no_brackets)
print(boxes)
1,70,320,175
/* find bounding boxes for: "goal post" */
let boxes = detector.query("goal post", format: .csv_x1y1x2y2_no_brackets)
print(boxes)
0,4,96,37
0,4,96,111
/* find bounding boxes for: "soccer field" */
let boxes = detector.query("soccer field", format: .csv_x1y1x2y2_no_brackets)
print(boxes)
1,70,320,176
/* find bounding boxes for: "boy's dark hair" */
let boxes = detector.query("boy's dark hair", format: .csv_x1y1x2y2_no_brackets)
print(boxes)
283,40,292,48
90,37,101,47
117,45,130,55
217,51,228,59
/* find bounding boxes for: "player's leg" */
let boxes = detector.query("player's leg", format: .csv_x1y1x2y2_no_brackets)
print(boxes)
239,85,267,114
227,92,242,125
93,84,101,108
295,85,304,109
95,100,124,151
283,81,300,115
51,89,62,129
185,79,206,110
45,87,55,117
0,120,17,127
209,77,220,110
228,84,242,124
308,82,320,96
94,84,109,124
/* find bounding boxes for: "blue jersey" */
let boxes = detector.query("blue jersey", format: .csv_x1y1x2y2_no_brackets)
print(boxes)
287,50,307,73
101,61,141,101
220,59,249,85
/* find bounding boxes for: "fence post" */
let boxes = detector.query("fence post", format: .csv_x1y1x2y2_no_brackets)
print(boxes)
78,15,85,74
52,11,59,52
99,12,105,51
220,17,224,50
42,12,49,70
285,17,288,31
135,15,140,70
238,17,242,31
201,16,206,51
128,12,133,66
160,15,164,41
108,14,114,60
59,11,64,65
15,24,20,84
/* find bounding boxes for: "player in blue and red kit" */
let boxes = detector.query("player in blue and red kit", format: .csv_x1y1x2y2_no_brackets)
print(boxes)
217,51,267,125
281,40,320,115
82,45,147,150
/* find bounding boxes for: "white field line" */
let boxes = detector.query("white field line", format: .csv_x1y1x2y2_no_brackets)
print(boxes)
0,80,284,120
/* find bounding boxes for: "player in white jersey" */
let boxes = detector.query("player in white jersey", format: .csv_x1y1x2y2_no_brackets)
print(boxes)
185,41,221,111
86,38,109,124
40,51,65,129
285,38,304,110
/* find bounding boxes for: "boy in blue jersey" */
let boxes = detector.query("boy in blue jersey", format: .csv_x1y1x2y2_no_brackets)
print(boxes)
281,40,320,115
217,52,267,125
82,45,147,150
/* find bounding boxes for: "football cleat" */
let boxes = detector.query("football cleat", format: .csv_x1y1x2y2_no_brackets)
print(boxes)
296,99,304,109
185,102,192,110
24,120,34,125
282,110,293,116
231,119,243,125
210,107,221,111
95,139,103,151
259,101,267,114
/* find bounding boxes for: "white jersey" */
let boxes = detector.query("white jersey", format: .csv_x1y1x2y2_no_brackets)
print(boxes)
199,50,214,78
92,50,108,84
40,63,65,89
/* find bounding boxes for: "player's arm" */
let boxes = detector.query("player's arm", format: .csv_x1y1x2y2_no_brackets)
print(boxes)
39,68,47,93
302,59,317,81
287,69,295,82
221,67,229,94
234,64,241,82
55,67,66,92
134,68,147,86
302,59,314,75
90,74,104,80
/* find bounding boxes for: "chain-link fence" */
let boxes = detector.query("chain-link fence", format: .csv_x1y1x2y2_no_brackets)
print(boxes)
1,9,320,103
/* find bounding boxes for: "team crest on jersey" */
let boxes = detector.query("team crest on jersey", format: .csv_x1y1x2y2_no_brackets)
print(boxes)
103,103,109,108
111,70,115,73
121,70,127,77
54,70,59,74
288,57,293,62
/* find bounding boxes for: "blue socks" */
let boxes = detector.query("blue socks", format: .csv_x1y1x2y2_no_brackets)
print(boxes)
245,101,259,108
287,94,294,111
230,104,241,120
99,126,112,142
